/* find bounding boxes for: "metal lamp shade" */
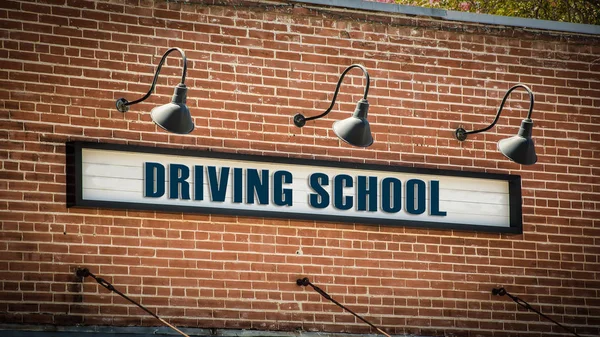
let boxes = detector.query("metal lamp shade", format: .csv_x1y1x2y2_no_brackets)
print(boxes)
498,119,537,165
150,84,194,134
332,99,373,147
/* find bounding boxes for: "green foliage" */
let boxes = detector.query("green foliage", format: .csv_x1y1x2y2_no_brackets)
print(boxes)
393,0,600,25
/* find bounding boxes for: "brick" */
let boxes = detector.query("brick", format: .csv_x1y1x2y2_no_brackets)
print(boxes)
0,1,599,336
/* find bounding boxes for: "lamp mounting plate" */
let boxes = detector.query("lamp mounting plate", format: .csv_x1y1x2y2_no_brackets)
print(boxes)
76,268,90,278
455,127,468,141
116,98,130,113
296,278,310,286
293,114,306,127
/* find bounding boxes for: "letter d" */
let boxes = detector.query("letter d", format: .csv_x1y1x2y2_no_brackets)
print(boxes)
144,162,165,198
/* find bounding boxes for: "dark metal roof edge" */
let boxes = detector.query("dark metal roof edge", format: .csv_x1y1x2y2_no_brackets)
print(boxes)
290,0,600,36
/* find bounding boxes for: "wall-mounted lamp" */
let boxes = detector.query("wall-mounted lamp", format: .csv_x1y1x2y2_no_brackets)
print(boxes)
293,64,373,147
115,47,194,134
455,84,537,165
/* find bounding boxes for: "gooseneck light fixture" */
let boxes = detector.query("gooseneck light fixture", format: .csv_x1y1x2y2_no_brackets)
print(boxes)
115,47,194,134
293,64,373,147
455,84,537,165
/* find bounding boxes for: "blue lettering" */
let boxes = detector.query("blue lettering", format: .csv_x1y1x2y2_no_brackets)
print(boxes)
169,164,190,200
333,174,353,210
430,180,446,216
247,169,269,205
207,166,229,202
193,165,203,201
406,179,426,215
381,177,401,213
144,162,165,198
273,170,293,206
309,173,329,209
357,176,377,212
233,168,243,203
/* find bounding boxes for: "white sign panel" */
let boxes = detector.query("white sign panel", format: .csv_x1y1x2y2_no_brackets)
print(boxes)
68,142,522,233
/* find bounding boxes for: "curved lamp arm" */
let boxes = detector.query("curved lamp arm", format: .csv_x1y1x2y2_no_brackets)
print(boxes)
293,64,370,127
455,84,534,141
116,47,188,113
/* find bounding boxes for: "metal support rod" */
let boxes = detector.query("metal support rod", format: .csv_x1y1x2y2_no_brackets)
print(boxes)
492,287,581,337
297,277,392,337
77,268,190,337
293,64,370,127
116,47,187,112
455,84,534,141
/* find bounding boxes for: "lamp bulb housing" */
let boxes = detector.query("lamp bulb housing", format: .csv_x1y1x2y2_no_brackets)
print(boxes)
150,83,194,134
332,99,373,147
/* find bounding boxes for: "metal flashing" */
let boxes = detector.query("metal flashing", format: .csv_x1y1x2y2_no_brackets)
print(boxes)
291,0,600,35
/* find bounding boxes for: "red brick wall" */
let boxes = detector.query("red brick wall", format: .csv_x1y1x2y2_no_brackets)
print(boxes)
1,0,599,336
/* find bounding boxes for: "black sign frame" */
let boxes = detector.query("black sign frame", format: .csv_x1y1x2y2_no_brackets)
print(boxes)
67,141,523,234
